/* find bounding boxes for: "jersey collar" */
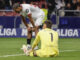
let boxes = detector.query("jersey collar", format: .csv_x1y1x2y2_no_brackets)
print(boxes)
45,28,51,30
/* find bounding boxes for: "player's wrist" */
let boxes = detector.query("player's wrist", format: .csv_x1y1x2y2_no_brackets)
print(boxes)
32,47,34,50
33,25,35,28
33,26,36,28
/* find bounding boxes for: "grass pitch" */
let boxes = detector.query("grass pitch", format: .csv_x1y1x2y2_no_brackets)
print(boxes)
0,38,80,60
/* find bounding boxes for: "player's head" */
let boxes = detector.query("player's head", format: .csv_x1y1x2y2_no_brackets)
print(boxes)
13,3,22,13
43,20,52,29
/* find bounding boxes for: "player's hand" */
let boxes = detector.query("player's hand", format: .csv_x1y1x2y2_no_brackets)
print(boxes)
32,27,35,31
27,27,31,31
28,49,33,53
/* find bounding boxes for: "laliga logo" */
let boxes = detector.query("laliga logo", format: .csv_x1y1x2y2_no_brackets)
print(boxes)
56,29,79,37
0,29,79,37
0,29,16,36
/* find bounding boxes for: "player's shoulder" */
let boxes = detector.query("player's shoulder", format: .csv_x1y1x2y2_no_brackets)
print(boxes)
52,29,58,35
37,29,45,34
21,4,30,7
39,29,44,33
21,4,29,6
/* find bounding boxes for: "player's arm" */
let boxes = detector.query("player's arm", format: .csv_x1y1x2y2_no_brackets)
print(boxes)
25,9,35,27
20,15,29,28
27,14,35,27
32,32,40,50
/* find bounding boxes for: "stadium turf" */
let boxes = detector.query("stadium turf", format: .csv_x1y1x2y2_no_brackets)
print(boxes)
0,38,80,60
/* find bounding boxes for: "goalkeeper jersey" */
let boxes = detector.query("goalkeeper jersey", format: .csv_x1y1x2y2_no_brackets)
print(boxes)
32,28,59,57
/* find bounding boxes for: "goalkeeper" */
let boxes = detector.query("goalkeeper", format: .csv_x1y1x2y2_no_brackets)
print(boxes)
22,20,59,57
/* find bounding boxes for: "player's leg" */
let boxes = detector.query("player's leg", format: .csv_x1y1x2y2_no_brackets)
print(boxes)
35,26,40,36
35,15,45,35
27,27,32,50
33,15,45,50
30,49,57,57
29,49,45,57
21,44,37,56
20,15,32,49
22,46,57,57
23,49,44,57
29,50,37,57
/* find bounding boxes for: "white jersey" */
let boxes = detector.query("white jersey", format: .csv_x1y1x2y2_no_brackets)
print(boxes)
20,4,44,20
20,4,45,27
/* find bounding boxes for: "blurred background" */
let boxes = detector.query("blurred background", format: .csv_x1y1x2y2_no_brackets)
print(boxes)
0,0,80,37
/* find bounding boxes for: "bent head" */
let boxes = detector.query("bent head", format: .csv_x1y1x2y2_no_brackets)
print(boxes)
43,20,52,29
13,3,22,13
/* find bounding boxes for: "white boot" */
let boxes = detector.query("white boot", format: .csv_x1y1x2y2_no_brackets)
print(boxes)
21,45,27,53
26,44,32,50
21,44,30,56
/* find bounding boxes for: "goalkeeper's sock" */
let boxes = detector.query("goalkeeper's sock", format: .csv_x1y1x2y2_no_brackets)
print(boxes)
27,39,31,45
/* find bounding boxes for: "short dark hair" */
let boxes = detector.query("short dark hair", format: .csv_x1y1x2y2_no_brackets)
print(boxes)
44,20,52,28
13,3,20,9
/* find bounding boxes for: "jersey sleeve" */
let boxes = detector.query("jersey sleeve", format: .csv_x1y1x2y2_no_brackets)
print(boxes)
32,32,40,49
25,8,31,15
20,8,31,17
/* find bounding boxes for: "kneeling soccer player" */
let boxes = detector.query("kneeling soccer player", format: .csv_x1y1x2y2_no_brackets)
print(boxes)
22,20,59,57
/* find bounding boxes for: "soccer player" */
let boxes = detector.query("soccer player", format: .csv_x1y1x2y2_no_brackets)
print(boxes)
13,3,45,50
22,20,59,57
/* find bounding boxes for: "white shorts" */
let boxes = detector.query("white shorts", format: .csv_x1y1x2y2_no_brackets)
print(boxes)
29,14,45,27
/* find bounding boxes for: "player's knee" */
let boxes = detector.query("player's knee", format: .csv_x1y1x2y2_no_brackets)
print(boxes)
28,28,32,33
35,26,39,30
33,51,37,57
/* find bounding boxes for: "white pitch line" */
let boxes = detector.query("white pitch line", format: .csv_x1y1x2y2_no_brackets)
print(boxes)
0,54,25,58
0,50,80,58
60,50,80,52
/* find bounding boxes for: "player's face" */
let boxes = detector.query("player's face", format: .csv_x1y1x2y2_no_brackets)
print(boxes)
14,7,22,13
43,24,47,29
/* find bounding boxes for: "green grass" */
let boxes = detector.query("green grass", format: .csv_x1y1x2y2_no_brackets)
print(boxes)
0,38,80,60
